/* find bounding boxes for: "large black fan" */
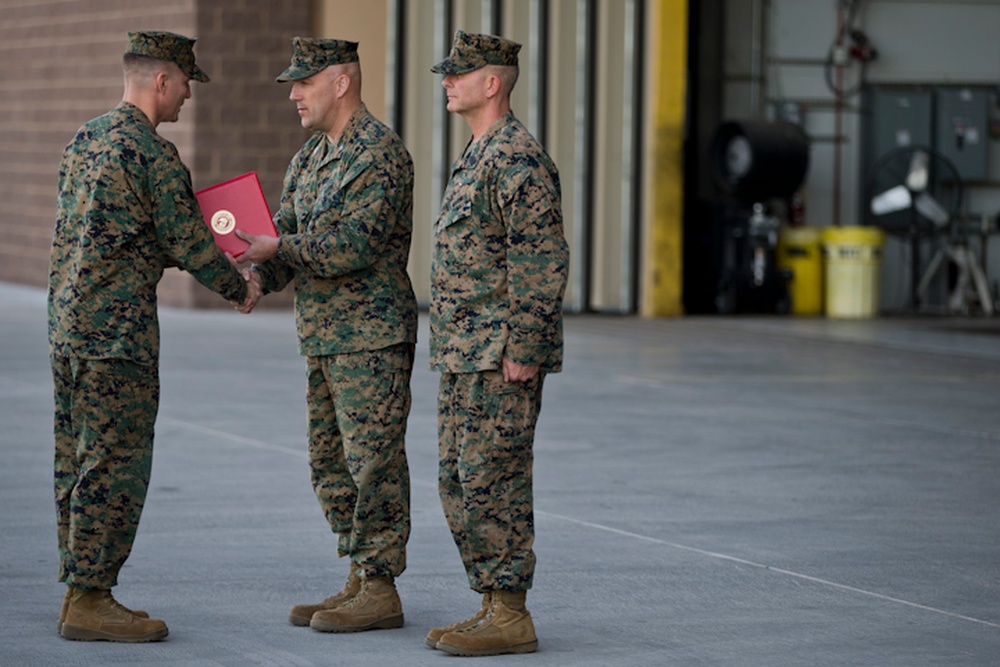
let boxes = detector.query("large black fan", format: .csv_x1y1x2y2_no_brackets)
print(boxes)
864,145,963,309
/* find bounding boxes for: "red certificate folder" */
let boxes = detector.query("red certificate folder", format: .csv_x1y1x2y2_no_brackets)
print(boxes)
196,172,276,259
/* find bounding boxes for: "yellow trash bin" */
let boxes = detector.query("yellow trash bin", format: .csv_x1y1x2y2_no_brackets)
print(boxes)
822,226,885,319
776,226,823,315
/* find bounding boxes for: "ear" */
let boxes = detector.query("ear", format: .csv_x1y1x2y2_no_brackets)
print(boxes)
335,73,351,99
154,70,170,95
484,73,502,99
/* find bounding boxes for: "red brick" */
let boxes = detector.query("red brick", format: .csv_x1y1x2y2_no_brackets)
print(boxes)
0,0,310,303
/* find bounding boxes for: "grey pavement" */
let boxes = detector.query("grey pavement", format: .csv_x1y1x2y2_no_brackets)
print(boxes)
2,280,999,666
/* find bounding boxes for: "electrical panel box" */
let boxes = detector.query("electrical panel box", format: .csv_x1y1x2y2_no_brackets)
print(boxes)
862,87,934,180
934,87,990,182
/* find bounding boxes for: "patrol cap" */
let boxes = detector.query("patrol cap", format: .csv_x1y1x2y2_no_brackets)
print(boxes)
431,30,520,75
276,37,360,82
126,31,209,83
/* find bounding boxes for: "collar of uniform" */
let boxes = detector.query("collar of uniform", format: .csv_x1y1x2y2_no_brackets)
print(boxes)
460,110,515,166
116,101,156,130
308,104,369,167
328,104,369,162
309,133,332,165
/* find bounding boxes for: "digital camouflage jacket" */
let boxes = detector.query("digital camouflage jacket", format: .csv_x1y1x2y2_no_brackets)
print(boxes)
48,102,247,366
430,111,569,374
255,105,417,357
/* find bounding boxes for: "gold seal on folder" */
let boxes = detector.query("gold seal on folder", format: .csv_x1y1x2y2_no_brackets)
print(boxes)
211,209,236,235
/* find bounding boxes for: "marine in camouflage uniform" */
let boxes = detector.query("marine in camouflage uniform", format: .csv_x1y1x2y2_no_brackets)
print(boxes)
243,38,416,633
426,31,569,657
48,31,251,642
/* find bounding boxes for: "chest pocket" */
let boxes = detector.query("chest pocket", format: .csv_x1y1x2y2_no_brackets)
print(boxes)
436,196,473,233
297,173,347,234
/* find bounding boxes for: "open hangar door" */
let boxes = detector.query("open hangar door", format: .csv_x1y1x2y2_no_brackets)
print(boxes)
681,0,809,316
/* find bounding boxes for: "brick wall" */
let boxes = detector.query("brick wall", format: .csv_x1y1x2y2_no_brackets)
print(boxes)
0,0,310,307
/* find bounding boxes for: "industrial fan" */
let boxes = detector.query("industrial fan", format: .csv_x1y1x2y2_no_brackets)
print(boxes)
864,145,962,310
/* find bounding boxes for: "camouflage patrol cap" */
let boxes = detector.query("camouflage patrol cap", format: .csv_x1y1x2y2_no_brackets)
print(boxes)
431,30,520,75
276,37,360,82
126,31,209,83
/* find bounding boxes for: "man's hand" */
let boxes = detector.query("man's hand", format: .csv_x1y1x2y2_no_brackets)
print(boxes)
234,269,262,314
235,229,280,264
502,357,539,383
225,252,262,314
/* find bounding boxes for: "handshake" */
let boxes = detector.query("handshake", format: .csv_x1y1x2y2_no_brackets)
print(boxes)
226,229,280,315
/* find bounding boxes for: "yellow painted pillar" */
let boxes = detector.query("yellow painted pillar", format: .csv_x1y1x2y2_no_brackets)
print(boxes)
642,0,688,316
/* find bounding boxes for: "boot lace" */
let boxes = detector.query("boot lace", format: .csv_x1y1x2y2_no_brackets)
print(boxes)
451,593,495,633
103,592,137,619
339,580,373,610
321,571,360,605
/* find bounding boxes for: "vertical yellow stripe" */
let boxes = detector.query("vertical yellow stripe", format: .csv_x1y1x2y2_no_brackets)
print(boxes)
642,0,687,316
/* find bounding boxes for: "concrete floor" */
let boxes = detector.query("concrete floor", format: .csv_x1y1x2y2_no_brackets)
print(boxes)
2,280,999,666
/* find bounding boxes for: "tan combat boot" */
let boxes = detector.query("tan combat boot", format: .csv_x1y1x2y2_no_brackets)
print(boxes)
288,565,363,626
57,588,149,634
435,590,538,656
60,588,168,642
309,576,403,633
424,592,492,648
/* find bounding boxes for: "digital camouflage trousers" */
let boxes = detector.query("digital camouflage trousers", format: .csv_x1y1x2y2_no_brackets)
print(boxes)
52,355,159,590
437,370,545,592
306,343,413,579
